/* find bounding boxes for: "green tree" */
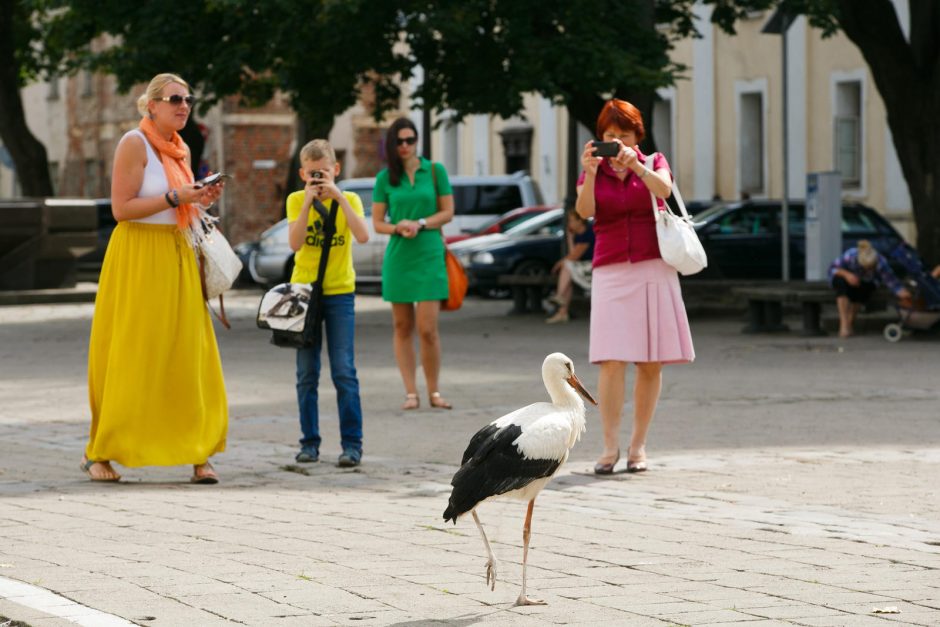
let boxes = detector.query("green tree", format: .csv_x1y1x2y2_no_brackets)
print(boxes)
407,0,940,264
401,0,673,151
29,0,410,190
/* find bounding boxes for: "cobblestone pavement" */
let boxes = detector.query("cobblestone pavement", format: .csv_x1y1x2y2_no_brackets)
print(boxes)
0,292,938,626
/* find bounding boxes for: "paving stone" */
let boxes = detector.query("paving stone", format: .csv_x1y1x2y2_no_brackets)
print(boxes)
3,300,940,624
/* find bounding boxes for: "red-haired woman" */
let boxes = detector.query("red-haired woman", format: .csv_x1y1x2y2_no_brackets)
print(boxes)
575,99,694,475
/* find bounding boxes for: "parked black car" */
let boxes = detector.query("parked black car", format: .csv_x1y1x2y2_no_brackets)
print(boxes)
692,200,906,279
449,208,565,295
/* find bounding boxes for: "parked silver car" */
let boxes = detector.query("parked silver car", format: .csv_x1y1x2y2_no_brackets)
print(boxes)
249,172,543,287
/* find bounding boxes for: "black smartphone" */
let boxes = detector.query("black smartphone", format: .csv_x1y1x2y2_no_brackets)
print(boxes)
194,172,229,188
591,141,620,158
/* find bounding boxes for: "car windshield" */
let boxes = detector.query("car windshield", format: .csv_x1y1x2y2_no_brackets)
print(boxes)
474,210,543,234
338,183,374,216
504,210,563,236
694,204,733,224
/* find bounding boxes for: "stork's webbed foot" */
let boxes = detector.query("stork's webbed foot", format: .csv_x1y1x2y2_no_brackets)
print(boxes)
514,594,546,606
484,558,497,591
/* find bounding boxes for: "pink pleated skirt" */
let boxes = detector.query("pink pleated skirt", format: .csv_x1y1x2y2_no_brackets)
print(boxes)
589,258,695,364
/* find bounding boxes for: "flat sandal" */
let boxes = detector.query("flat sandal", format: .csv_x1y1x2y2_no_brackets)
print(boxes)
429,392,452,410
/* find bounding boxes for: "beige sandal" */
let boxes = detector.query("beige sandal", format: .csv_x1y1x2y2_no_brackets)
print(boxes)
429,392,452,410
80,456,121,482
191,462,219,484
402,393,420,410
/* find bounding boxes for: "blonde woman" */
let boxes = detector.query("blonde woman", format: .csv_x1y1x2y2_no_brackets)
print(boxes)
81,73,228,483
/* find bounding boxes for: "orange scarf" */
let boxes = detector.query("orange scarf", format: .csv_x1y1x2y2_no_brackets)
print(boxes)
138,117,198,231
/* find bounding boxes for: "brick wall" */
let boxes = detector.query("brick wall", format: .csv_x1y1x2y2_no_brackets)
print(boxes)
222,121,294,244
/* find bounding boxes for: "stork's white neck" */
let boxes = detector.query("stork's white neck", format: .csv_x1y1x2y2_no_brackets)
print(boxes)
544,376,583,409
544,375,587,447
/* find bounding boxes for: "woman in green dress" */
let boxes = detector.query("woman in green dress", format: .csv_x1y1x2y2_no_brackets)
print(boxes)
372,117,456,410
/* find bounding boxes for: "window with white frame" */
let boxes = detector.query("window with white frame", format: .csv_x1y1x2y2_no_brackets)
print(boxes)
49,161,59,195
47,75,60,101
834,80,861,188
81,70,94,97
739,91,764,195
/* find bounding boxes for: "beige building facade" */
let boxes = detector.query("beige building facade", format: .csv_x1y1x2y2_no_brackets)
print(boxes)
417,1,916,242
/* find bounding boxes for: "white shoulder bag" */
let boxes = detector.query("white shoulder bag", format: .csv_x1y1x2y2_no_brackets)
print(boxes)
648,154,707,275
194,214,243,328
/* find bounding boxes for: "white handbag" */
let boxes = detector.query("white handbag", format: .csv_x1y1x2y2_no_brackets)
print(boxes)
194,215,242,328
198,224,242,299
648,155,707,275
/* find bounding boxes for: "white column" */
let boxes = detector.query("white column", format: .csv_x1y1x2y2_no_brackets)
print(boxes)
692,2,715,200
537,97,558,204
787,16,807,199
472,115,490,175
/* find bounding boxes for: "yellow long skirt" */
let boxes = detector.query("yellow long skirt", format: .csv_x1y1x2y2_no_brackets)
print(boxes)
85,222,228,467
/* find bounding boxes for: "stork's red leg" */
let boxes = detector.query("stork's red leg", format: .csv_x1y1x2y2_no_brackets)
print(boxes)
471,509,498,590
515,499,547,606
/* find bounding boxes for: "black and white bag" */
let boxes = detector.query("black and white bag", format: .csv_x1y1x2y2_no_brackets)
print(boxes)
256,199,338,349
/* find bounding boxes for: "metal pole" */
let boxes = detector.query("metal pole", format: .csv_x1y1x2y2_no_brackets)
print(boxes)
781,19,790,281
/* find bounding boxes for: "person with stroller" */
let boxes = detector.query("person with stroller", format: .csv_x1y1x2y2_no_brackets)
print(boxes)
829,239,911,338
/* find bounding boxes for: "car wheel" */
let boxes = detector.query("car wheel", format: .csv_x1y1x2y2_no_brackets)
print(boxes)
883,322,903,343
514,259,552,296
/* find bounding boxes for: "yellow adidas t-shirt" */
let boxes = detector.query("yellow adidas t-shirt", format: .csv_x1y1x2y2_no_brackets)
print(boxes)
286,190,364,295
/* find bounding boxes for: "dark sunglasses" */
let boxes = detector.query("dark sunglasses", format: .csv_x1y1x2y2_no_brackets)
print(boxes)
396,136,418,146
155,95,196,107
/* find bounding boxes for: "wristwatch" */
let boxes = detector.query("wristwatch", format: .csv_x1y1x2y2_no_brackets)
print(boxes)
418,218,427,231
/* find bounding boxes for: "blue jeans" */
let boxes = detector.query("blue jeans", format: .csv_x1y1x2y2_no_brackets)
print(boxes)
296,293,363,453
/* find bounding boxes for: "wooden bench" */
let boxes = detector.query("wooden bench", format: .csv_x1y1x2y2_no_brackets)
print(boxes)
497,274,557,314
731,282,889,336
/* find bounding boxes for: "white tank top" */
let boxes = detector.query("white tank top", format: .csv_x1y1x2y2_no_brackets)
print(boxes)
124,129,177,225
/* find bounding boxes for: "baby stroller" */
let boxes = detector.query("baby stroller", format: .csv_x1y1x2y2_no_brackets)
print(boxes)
883,244,940,342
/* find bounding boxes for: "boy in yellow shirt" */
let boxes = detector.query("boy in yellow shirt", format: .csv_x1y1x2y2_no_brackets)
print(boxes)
287,139,369,466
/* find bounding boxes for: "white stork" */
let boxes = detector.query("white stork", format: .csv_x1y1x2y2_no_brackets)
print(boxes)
443,352,597,606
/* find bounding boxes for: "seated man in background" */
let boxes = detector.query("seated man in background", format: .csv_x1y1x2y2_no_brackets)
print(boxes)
546,210,595,324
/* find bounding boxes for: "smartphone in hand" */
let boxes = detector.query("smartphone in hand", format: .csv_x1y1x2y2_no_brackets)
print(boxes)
591,141,620,158
194,172,230,188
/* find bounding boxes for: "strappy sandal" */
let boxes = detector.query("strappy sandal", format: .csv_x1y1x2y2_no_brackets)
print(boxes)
80,456,121,482
429,392,453,410
191,462,219,484
402,393,420,410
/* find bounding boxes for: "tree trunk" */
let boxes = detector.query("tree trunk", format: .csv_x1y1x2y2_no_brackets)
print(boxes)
0,1,54,197
835,0,940,266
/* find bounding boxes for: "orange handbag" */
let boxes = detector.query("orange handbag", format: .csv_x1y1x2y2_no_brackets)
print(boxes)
431,162,468,311
442,246,468,311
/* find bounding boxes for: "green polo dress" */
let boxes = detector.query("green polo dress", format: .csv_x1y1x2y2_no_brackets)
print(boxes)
374,159,453,303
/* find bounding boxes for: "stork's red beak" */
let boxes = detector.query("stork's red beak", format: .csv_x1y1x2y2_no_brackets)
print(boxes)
566,373,597,405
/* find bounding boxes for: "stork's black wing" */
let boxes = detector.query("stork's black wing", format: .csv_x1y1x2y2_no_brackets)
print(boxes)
443,423,561,523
